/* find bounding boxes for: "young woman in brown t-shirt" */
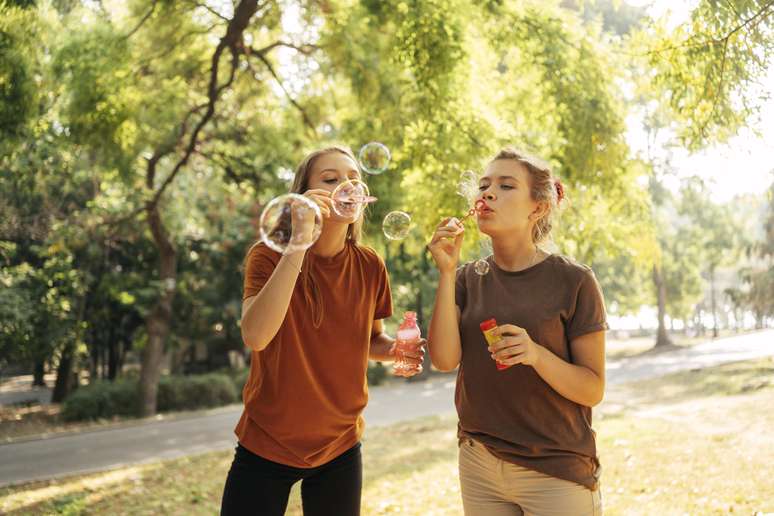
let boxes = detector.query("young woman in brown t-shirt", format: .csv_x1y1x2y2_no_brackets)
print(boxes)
220,146,425,516
427,147,607,515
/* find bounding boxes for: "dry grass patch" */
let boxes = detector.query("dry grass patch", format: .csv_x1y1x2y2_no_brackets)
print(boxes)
3,357,773,515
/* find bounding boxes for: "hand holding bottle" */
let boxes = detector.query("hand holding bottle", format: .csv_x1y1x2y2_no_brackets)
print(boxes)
393,311,426,377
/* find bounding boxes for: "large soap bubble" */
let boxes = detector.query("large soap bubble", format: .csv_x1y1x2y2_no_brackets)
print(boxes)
259,193,322,254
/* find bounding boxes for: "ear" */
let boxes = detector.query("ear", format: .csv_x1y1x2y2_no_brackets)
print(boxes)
528,201,549,222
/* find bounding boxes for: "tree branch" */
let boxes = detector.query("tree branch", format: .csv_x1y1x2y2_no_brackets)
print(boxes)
148,0,261,208
246,45,317,133
124,0,159,39
640,0,774,57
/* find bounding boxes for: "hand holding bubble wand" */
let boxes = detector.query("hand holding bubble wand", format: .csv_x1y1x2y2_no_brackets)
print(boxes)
445,198,488,233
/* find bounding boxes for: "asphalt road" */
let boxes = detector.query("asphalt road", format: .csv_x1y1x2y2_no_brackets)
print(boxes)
1,329,771,487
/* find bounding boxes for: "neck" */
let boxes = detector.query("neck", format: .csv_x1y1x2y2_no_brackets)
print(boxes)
311,221,349,257
491,236,541,271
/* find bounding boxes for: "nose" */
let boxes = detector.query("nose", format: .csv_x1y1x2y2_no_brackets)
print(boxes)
481,189,496,201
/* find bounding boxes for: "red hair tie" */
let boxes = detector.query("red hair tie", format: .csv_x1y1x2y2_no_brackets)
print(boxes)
555,180,565,204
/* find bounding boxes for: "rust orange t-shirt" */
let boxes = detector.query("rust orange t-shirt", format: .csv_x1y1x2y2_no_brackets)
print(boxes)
235,240,392,468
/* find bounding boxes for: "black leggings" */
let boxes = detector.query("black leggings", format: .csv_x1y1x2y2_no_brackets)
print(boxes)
220,442,362,516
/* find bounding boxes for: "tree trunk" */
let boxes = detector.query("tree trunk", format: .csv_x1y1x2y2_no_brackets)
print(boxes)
653,265,672,347
32,359,46,387
108,336,120,381
51,344,76,403
138,202,177,417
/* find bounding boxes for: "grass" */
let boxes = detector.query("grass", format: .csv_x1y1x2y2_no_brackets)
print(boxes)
2,356,773,515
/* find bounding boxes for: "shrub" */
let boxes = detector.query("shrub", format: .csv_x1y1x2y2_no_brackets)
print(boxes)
61,380,139,421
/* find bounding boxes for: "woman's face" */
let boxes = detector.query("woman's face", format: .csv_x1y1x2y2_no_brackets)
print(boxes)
307,152,363,224
476,159,539,238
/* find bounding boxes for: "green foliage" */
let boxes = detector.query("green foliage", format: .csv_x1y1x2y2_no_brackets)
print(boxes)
3,0,771,394
630,1,774,149
61,373,239,421
0,3,38,142
156,373,238,412
367,361,388,386
61,380,140,421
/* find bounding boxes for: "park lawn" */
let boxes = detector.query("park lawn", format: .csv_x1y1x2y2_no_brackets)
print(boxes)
1,357,773,515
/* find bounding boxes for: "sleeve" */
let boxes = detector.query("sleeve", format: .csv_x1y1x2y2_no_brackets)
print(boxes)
455,265,467,312
566,268,609,341
242,243,279,300
373,255,393,320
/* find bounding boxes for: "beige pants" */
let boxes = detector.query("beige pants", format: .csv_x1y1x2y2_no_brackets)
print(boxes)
458,438,602,516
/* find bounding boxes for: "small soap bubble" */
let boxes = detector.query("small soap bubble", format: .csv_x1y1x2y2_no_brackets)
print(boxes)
259,193,322,254
358,142,391,175
474,258,490,276
456,170,479,203
383,211,412,240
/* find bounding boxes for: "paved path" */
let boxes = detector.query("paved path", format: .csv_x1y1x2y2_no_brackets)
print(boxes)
1,329,771,487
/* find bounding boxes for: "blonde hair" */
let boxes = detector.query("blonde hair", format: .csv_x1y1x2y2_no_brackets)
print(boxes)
490,147,563,244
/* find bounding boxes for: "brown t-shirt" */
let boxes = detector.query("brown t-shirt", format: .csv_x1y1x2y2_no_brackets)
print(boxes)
455,254,608,490
235,241,392,468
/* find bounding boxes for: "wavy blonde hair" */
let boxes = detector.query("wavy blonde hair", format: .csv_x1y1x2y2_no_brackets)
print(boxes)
489,147,563,245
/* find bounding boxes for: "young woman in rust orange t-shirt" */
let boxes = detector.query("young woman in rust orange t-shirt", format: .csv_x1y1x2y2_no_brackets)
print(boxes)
220,146,424,516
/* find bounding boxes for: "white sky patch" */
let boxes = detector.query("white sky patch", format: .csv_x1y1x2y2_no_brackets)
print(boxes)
270,0,322,99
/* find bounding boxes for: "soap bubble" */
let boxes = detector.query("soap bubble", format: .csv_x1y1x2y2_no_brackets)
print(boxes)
474,258,490,276
456,170,479,203
358,142,391,175
259,193,322,254
383,211,412,240
332,179,377,219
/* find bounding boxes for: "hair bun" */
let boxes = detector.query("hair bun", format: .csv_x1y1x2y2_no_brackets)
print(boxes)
555,180,565,204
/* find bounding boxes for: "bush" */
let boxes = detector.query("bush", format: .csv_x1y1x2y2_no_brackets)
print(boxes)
61,380,139,421
61,373,239,422
231,368,250,400
367,361,388,386
157,373,238,412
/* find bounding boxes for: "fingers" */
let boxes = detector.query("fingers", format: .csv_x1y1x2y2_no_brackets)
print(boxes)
497,352,526,366
401,340,426,360
400,365,423,377
303,190,333,218
488,335,525,356
490,342,525,363
429,226,464,245
492,324,526,338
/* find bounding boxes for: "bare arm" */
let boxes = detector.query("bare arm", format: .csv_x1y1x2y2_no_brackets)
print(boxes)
240,250,306,352
426,218,465,372
428,273,462,371
368,319,395,361
490,327,606,407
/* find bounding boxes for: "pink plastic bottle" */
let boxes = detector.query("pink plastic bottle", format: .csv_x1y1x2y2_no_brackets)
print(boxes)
394,311,421,376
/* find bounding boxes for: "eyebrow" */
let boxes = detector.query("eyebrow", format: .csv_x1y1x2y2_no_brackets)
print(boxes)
320,168,360,176
480,176,519,183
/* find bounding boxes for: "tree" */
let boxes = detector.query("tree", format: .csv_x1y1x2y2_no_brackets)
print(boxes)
631,1,774,150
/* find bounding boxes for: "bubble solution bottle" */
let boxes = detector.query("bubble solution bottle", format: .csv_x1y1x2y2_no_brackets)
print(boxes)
394,311,421,376
480,318,511,371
